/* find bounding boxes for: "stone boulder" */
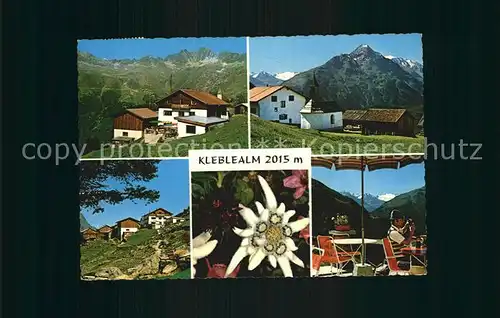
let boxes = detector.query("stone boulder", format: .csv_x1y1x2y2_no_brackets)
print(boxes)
94,267,123,279
162,260,178,275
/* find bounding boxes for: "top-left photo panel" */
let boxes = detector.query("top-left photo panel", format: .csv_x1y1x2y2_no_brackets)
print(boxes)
78,38,249,159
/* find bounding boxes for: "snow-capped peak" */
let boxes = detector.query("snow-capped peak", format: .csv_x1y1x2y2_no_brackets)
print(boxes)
378,193,396,202
251,71,273,78
275,72,298,81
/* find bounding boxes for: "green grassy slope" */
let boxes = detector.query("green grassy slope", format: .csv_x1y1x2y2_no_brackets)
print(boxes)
250,115,425,155
83,114,249,158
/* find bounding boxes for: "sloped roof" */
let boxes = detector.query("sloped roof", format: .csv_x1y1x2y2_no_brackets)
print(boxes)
343,109,407,123
143,208,173,217
175,115,228,127
126,108,158,119
98,225,113,233
180,89,229,105
343,109,368,121
115,217,141,225
250,86,284,102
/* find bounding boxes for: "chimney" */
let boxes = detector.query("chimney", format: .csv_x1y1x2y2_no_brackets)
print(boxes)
217,89,223,100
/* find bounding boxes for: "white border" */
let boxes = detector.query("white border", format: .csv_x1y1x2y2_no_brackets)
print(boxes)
189,164,194,279
308,166,313,277
246,36,251,149
311,153,425,158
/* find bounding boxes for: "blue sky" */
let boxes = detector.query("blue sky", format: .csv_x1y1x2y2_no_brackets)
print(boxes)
312,162,425,200
81,159,190,228
250,33,422,74
78,37,247,59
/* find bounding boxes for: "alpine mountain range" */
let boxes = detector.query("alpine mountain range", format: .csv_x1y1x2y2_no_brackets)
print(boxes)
250,44,423,110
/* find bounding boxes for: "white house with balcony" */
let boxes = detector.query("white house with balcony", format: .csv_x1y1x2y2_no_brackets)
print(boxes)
155,89,229,133
140,208,174,229
249,86,307,125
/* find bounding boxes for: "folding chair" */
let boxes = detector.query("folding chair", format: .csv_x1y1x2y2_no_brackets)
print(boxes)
317,235,357,276
381,238,411,276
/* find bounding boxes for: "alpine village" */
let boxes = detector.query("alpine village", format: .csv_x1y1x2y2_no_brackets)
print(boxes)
80,208,191,280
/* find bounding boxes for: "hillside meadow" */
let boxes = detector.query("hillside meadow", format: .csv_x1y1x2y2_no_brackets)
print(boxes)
250,115,425,155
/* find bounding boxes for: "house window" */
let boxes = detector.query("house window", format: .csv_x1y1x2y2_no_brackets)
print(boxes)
164,110,172,116
189,111,195,116
271,96,278,102
279,114,288,120
274,107,278,112
330,114,335,124
280,101,286,108
221,111,227,116
288,95,294,101
186,125,196,134
122,132,129,137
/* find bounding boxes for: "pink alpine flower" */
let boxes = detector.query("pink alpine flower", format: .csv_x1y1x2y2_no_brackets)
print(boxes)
297,216,310,242
283,170,308,199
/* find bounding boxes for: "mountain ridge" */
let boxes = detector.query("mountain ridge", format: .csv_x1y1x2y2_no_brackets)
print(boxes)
253,44,423,110
371,186,426,235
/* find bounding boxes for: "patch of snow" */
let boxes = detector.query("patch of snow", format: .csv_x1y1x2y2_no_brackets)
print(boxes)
384,55,395,60
378,193,396,202
361,44,368,48
275,72,298,81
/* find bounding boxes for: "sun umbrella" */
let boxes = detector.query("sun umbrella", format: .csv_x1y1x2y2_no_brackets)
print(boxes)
311,154,424,265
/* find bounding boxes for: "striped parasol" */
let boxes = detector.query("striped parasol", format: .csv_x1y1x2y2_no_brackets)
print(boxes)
312,154,424,265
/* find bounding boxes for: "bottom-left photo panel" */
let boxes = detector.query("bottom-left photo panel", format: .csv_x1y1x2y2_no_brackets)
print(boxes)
79,159,191,280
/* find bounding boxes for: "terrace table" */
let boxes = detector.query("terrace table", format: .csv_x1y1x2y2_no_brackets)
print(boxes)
401,247,427,275
333,238,380,265
329,230,356,237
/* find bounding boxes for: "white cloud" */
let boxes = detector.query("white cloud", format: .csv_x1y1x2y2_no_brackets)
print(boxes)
378,193,396,201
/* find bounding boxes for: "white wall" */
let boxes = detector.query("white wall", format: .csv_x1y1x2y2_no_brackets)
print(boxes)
158,108,207,123
146,215,173,229
172,218,184,224
300,112,343,130
120,227,139,238
177,122,206,138
257,88,306,125
113,129,143,140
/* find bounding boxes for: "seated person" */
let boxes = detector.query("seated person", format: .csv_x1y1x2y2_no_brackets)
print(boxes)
387,209,415,270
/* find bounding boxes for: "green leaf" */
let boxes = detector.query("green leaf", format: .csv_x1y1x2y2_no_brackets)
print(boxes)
235,179,254,205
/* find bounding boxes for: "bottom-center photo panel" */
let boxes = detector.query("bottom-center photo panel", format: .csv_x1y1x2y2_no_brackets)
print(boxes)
190,149,312,279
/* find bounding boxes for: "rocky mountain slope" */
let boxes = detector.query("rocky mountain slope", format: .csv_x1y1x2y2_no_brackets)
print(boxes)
282,44,423,109
80,213,92,231
371,186,426,235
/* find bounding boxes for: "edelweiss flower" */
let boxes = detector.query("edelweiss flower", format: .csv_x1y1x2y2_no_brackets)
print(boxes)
192,230,218,276
225,175,310,278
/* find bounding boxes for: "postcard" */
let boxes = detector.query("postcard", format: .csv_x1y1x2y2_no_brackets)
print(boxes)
79,159,192,280
78,37,249,159
310,154,427,277
189,148,312,278
249,34,424,155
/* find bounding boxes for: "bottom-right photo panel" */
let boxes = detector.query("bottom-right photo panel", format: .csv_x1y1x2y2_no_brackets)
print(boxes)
310,155,426,277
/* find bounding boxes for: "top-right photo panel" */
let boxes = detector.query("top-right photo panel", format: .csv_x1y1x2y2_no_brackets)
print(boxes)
249,34,424,155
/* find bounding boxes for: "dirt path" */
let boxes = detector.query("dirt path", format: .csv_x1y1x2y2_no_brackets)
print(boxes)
144,133,162,144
